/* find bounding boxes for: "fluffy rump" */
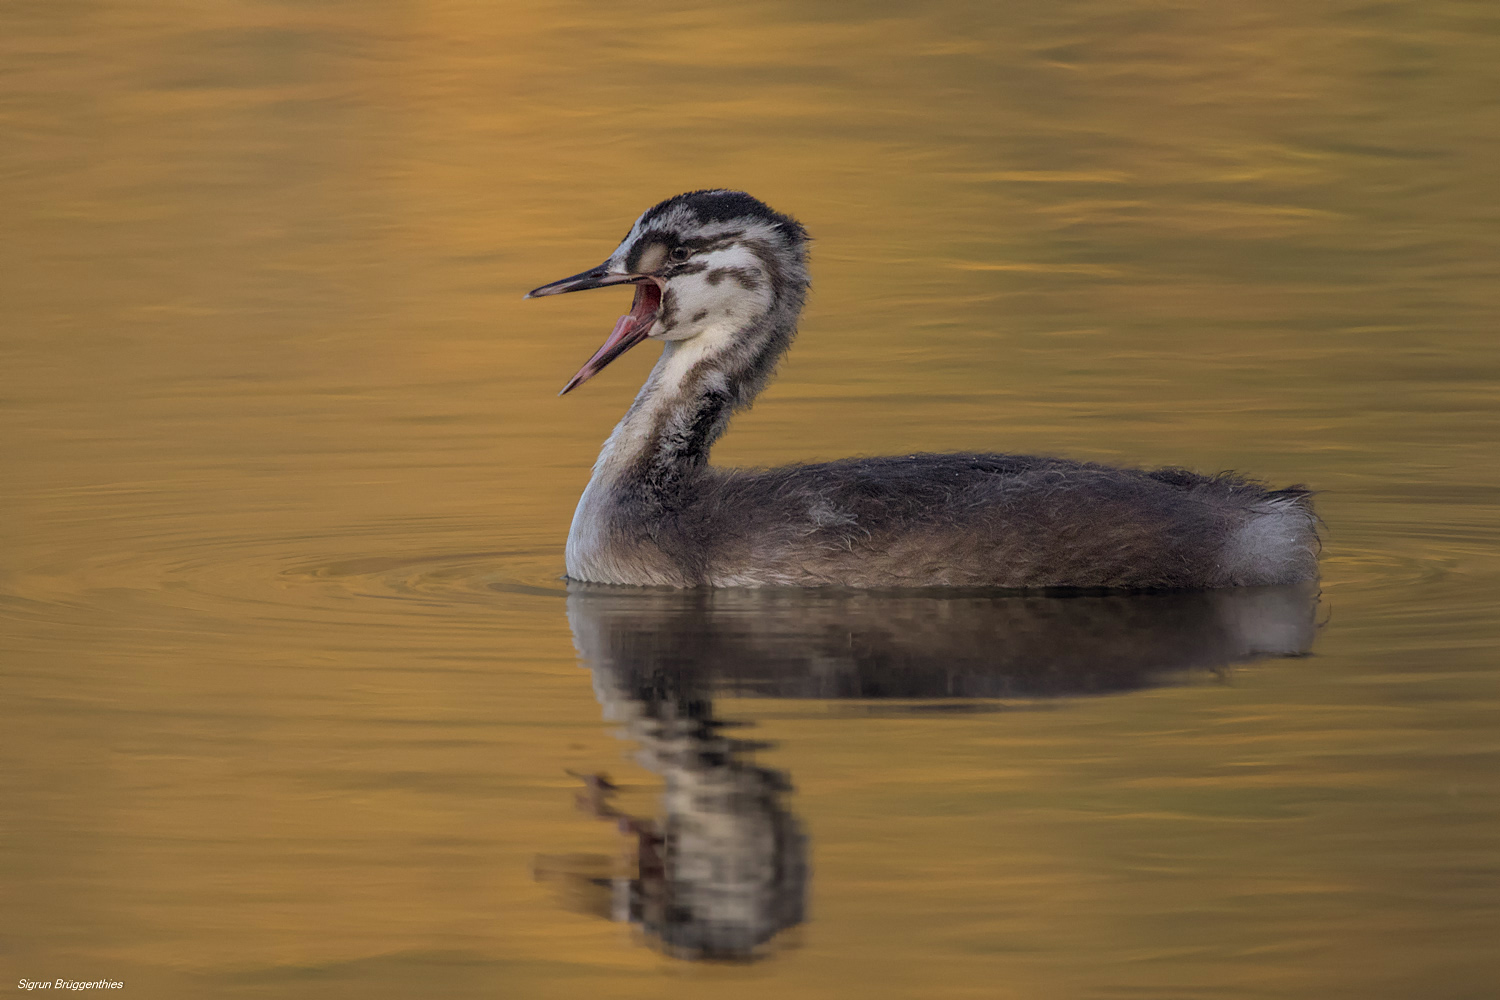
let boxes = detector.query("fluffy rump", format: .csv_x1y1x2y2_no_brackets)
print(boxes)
1217,486,1320,586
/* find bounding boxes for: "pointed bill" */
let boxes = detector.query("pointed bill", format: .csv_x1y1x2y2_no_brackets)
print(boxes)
525,262,664,394
556,281,663,394
524,264,639,299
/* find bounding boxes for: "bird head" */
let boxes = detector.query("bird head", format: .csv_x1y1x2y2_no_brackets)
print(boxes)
526,190,809,395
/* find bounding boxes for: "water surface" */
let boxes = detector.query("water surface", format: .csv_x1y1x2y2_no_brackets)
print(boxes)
3,2,1499,997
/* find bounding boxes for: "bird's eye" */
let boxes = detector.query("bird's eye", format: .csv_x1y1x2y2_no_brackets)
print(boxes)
669,246,690,262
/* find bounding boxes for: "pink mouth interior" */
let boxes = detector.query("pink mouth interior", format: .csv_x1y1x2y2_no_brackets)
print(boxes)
601,280,661,352
559,280,663,394
622,280,662,335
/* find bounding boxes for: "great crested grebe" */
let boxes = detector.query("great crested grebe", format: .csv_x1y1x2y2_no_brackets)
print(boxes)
527,190,1319,589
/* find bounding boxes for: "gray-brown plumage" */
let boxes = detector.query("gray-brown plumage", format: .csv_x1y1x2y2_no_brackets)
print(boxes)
527,190,1320,589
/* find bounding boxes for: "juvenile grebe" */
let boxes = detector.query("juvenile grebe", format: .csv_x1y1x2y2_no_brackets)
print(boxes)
527,190,1319,589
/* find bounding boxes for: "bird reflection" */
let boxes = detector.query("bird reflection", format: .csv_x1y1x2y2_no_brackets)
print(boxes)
538,583,1319,959
535,634,807,962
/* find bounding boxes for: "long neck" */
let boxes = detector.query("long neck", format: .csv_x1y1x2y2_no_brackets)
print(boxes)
588,293,802,507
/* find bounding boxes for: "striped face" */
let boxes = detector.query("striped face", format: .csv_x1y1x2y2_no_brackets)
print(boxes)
610,225,777,344
528,190,809,394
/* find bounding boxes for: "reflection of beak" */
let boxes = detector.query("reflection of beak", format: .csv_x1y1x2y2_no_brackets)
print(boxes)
526,262,664,396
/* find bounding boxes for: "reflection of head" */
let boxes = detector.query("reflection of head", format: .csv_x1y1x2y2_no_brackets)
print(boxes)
588,662,806,961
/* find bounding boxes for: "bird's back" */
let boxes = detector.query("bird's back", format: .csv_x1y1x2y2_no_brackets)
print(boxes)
646,453,1319,588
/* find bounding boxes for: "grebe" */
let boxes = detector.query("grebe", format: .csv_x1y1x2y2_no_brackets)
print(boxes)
527,190,1319,589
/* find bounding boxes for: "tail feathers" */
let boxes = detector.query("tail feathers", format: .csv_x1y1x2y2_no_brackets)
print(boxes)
1222,487,1321,585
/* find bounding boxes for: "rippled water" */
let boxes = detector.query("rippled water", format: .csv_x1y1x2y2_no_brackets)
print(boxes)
3,2,1499,997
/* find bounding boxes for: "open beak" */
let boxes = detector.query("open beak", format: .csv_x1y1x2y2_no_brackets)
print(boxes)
525,264,663,395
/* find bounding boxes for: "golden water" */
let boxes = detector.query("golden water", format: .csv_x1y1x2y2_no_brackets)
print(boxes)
3,1,1499,996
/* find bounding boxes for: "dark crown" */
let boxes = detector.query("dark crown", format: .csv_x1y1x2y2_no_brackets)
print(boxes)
640,190,809,245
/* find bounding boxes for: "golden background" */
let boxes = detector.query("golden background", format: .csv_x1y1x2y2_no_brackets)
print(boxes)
2,1,1498,996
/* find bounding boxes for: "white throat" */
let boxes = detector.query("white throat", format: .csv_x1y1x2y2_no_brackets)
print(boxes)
564,324,738,582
